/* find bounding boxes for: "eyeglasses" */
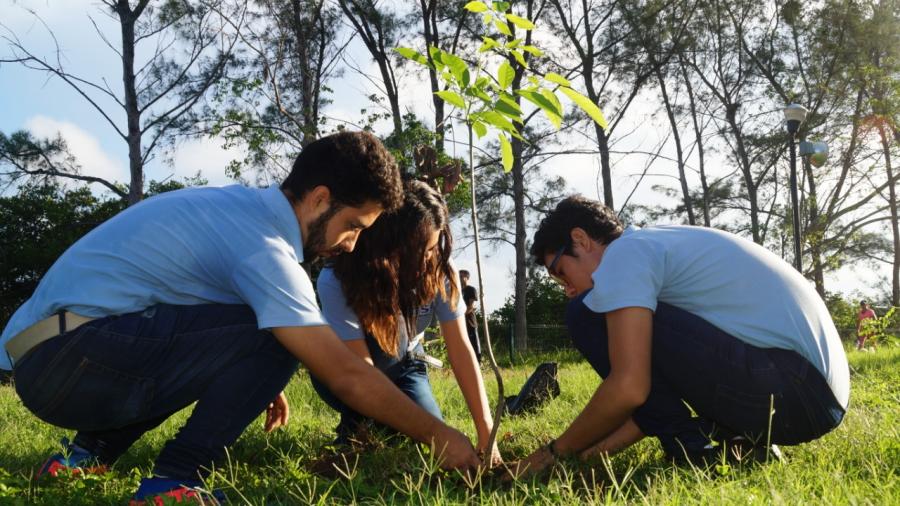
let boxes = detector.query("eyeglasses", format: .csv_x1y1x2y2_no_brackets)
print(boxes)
547,243,567,286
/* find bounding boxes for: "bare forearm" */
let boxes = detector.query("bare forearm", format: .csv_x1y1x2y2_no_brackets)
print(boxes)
554,376,641,455
581,417,646,458
329,364,444,444
444,320,493,444
274,326,441,444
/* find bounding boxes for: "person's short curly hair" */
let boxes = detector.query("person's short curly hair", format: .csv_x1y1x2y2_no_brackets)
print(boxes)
530,195,624,266
281,131,403,212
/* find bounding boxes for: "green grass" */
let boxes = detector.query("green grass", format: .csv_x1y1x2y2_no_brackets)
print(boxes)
1,345,897,504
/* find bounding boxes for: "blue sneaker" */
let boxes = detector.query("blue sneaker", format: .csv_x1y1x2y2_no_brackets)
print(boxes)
37,438,108,479
130,476,226,505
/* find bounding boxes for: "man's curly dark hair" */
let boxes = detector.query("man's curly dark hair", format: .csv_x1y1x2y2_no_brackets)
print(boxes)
281,131,403,212
530,195,624,266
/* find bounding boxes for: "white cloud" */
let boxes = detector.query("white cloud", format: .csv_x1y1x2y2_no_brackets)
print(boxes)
164,137,243,187
25,115,128,189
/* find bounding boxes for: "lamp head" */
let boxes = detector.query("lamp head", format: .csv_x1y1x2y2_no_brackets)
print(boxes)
799,141,828,167
784,104,808,134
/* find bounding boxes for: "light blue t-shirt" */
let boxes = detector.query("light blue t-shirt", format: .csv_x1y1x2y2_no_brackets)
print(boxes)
316,266,464,350
1,185,326,370
584,225,850,408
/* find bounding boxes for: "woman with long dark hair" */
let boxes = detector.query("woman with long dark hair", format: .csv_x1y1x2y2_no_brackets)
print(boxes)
312,180,501,464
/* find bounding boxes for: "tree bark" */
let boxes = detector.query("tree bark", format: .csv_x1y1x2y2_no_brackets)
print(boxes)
418,0,445,152
680,56,710,226
803,154,826,296
338,0,402,137
879,124,900,305
725,105,761,243
511,137,528,351
117,0,144,205
654,65,695,224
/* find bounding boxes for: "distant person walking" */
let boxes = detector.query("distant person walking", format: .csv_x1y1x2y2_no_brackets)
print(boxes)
459,270,482,362
857,301,878,350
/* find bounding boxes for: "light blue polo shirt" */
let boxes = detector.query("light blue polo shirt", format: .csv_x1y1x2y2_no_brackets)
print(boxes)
1,185,326,370
316,266,464,350
584,225,849,408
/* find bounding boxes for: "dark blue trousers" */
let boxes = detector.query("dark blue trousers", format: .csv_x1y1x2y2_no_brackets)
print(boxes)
566,294,845,458
310,331,442,444
14,304,298,480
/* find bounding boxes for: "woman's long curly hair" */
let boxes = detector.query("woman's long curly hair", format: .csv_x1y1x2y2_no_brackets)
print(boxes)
331,180,459,356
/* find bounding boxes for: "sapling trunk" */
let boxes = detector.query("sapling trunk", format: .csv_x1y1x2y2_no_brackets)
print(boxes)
467,124,505,466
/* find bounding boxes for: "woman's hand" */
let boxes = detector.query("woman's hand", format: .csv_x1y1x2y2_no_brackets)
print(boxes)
477,440,504,468
264,391,290,432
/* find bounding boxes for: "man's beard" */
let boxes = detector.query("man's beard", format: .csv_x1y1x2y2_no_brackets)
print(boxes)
303,204,342,262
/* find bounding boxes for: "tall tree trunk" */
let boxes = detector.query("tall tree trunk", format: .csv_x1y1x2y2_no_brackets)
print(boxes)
292,0,321,146
596,125,614,208
726,106,761,243
582,59,613,208
512,138,528,351
879,124,900,305
680,57,710,226
118,1,143,205
506,0,536,351
803,155,826,296
338,0,402,137
654,65,695,225
418,0,445,152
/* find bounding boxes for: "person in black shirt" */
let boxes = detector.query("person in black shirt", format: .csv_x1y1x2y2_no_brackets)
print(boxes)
459,270,481,362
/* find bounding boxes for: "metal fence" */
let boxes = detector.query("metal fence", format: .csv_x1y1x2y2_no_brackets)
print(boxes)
488,322,572,362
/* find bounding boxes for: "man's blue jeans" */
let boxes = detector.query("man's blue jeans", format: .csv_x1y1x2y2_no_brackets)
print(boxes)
310,332,441,444
566,294,845,459
13,304,298,480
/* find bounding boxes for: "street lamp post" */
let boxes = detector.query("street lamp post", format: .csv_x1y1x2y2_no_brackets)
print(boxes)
784,104,808,272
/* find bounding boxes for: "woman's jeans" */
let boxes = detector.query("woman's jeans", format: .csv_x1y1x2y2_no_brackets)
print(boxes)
14,304,298,480
566,294,846,459
311,331,441,444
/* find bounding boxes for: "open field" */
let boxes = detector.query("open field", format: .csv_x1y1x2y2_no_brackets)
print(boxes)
0,345,897,505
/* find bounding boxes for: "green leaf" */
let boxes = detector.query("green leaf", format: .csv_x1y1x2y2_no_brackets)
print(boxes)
428,46,445,71
560,87,609,130
521,45,543,56
499,133,513,172
544,72,571,87
498,93,522,113
493,1,511,11
464,1,489,12
495,98,523,122
518,90,562,128
505,13,536,30
540,88,563,116
482,13,492,24
435,90,466,109
470,86,492,103
476,110,517,134
510,49,527,68
494,19,512,36
440,50,469,87
478,36,499,53
394,47,429,66
471,120,487,138
505,38,522,49
497,61,515,89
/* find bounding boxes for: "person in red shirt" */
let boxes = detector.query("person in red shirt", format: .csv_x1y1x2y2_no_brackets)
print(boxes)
857,301,878,350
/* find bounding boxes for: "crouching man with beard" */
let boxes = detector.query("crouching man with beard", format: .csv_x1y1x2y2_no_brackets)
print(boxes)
1,131,479,504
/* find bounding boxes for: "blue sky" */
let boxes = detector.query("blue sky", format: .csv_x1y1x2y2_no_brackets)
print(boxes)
1,0,888,310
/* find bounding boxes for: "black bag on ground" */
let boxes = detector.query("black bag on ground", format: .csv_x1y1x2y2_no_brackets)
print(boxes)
504,362,560,416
